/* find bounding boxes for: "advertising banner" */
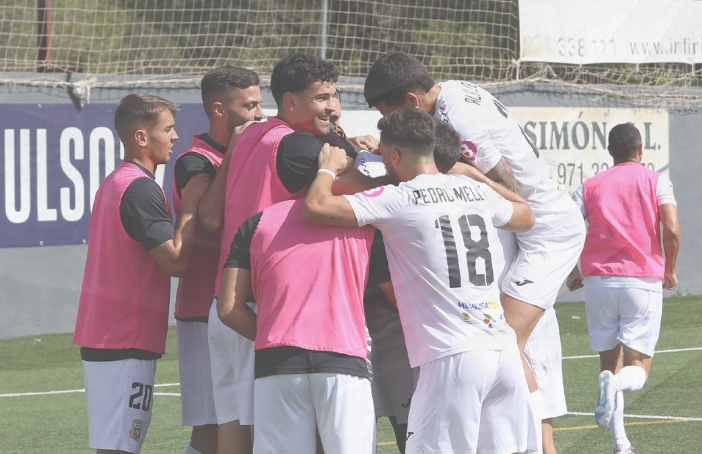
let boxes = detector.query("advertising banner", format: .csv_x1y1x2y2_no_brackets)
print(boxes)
0,104,668,247
510,107,670,193
1,103,207,248
520,0,702,65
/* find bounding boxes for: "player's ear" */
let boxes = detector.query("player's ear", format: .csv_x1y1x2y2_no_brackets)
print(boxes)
212,101,225,118
134,128,148,147
405,92,420,108
391,147,401,165
282,92,297,112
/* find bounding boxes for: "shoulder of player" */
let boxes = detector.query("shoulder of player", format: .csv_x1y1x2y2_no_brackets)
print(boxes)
124,176,165,200
175,150,210,167
279,131,323,155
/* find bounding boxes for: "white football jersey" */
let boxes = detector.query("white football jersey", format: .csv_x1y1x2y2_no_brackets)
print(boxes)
436,80,562,212
345,173,517,368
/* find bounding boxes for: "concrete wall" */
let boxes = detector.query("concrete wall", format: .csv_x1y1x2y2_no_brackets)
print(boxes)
1,78,699,338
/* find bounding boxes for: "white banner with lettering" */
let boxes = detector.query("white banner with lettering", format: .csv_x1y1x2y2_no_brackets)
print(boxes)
509,108,669,193
519,0,702,65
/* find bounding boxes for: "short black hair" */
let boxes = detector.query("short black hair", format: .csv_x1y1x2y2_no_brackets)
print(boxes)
201,66,259,113
607,123,641,161
270,54,340,105
434,119,461,173
364,52,435,108
114,93,177,143
377,108,436,158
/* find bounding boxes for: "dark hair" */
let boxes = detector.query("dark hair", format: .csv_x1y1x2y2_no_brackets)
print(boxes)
201,66,260,113
270,54,340,105
607,123,641,161
377,108,436,157
114,93,177,143
364,52,435,108
434,119,461,173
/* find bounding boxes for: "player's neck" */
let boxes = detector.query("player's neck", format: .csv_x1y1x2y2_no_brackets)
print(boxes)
126,155,157,175
403,160,440,181
422,85,442,116
207,124,230,150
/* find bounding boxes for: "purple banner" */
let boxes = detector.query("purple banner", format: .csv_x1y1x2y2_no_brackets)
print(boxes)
1,103,208,248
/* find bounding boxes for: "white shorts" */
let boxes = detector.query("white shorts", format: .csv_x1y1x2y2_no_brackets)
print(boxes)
177,319,217,427
406,348,538,454
524,306,567,419
207,299,255,425
253,373,374,454
500,197,586,310
585,277,663,357
369,338,418,424
83,358,157,453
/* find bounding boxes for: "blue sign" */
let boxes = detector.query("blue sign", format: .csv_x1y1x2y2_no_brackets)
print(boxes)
1,103,208,248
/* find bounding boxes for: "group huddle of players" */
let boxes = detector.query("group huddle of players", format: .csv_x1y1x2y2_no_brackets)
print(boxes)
74,51,679,454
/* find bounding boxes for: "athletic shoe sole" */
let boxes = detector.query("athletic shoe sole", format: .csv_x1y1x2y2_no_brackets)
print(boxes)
595,370,615,428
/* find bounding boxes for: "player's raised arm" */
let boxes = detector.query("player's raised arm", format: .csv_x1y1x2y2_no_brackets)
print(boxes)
484,156,520,194
150,172,211,277
451,162,534,233
197,121,253,232
302,143,361,227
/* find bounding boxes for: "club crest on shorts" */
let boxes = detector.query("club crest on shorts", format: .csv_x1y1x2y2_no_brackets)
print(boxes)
362,186,384,197
460,141,477,161
129,419,143,441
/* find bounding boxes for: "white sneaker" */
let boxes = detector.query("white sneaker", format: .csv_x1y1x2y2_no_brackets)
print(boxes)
614,446,635,454
595,370,616,428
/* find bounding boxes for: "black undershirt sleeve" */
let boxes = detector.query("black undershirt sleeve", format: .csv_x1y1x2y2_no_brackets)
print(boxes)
174,153,216,199
368,229,391,286
224,211,263,271
276,132,325,194
318,131,358,159
120,178,175,251
276,130,359,194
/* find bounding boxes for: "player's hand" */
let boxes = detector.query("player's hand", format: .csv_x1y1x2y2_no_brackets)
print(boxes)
566,267,584,291
227,120,256,155
349,135,379,153
181,173,212,212
663,271,678,290
318,143,350,175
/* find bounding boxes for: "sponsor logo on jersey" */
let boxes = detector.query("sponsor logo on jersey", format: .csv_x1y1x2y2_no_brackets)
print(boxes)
462,312,471,321
514,279,534,286
482,313,495,328
129,419,143,441
361,186,384,198
460,141,477,161
458,301,493,311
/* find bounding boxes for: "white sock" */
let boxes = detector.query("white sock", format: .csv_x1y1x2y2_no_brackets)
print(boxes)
184,444,205,454
615,365,647,393
610,391,631,450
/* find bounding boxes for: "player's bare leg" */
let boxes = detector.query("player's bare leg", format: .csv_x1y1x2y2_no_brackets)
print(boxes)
188,424,217,454
598,345,650,452
541,418,557,454
500,292,544,392
216,421,252,454
316,430,324,454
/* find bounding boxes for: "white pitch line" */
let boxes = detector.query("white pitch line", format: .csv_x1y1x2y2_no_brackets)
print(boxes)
3,348,701,399
0,382,182,399
567,411,702,422
563,346,702,360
